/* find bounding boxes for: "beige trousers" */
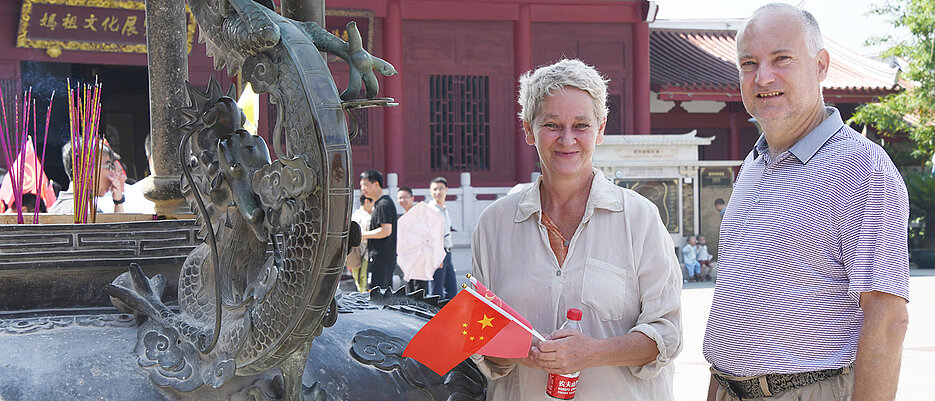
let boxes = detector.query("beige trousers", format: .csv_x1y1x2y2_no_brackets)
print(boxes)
715,370,854,401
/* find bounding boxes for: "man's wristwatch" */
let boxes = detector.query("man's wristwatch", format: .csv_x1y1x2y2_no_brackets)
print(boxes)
113,195,126,205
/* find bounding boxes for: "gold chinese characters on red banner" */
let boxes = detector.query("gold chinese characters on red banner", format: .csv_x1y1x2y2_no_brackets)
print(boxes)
17,0,195,57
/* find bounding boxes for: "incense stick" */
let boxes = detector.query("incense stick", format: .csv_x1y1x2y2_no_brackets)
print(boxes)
67,80,103,223
31,102,38,222
0,85,54,223
34,90,53,222
0,84,12,201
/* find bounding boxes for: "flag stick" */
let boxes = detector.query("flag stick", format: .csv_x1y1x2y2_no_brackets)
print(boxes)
461,286,547,342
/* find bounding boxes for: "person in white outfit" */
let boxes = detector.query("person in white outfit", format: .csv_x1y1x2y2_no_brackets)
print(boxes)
346,195,373,293
470,59,682,401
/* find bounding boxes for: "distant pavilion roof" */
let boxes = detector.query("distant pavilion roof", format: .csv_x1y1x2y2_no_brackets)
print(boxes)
649,20,903,103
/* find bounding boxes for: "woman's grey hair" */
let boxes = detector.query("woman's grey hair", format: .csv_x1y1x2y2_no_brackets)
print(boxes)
738,3,824,56
517,59,609,124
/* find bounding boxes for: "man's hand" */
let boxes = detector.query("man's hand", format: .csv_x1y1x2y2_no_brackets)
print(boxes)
110,169,127,213
707,375,719,401
361,223,391,240
111,171,126,200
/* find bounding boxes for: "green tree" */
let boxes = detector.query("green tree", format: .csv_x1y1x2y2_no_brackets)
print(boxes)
905,172,935,248
849,0,935,166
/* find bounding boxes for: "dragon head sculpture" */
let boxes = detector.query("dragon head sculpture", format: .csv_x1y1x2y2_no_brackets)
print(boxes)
178,77,271,242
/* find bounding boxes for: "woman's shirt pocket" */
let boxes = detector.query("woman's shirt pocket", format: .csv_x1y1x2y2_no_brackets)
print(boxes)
580,257,630,321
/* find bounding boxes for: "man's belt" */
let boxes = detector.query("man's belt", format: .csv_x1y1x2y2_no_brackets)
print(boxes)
710,364,851,399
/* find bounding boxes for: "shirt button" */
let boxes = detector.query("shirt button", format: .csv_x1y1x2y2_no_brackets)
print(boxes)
556,270,562,276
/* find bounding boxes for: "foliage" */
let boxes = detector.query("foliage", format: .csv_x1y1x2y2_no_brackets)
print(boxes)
849,0,935,166
905,172,935,248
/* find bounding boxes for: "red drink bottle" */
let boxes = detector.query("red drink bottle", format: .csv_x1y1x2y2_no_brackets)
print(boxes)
545,308,583,400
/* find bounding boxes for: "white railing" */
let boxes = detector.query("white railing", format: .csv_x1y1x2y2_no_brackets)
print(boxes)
354,172,520,247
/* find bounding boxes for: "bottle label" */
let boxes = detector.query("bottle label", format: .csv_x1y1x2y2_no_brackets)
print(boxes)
546,373,578,399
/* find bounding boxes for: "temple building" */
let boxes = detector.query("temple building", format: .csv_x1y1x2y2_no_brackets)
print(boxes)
0,0,658,189
649,19,902,161
0,0,902,191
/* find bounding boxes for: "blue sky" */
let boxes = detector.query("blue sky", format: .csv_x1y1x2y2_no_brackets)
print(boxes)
656,0,897,55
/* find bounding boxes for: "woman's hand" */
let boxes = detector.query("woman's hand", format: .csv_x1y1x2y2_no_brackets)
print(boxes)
485,337,543,370
531,328,601,374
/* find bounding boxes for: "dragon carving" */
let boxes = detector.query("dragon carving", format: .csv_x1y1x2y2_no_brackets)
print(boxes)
105,0,396,398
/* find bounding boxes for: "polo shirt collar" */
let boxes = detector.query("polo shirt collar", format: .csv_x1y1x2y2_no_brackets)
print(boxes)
515,168,623,223
753,106,843,164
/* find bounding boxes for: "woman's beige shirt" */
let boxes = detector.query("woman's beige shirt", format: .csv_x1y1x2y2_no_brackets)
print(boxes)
471,169,683,401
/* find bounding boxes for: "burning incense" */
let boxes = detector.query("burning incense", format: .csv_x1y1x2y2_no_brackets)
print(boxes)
16,90,29,221
31,102,38,222
33,91,53,223
0,85,54,223
91,139,102,223
67,80,103,223
0,85,12,193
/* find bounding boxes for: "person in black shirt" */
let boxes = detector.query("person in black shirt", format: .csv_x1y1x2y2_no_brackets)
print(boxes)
359,169,397,290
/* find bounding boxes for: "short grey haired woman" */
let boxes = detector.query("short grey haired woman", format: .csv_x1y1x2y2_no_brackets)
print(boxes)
470,59,683,400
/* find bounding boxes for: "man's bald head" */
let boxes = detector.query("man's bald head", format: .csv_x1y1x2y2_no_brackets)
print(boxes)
737,3,824,57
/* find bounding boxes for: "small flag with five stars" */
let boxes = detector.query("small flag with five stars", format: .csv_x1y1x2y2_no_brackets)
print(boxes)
467,275,539,359
402,286,539,375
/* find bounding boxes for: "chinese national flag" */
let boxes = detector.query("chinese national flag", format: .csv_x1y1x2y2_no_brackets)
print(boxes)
470,278,535,359
403,288,533,375
0,137,56,213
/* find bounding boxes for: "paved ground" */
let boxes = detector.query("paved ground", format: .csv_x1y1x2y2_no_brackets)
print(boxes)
677,271,935,400
361,247,934,399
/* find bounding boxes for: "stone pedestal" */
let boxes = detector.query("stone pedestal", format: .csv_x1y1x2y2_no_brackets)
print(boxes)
0,220,198,311
144,0,190,216
138,175,189,216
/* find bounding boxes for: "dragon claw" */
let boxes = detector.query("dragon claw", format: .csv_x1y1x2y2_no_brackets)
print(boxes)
107,264,168,321
106,283,159,320
346,21,362,53
129,263,155,296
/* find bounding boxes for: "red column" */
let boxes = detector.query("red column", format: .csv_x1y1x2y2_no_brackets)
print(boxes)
514,4,537,182
383,0,404,176
729,112,741,160
632,21,650,135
